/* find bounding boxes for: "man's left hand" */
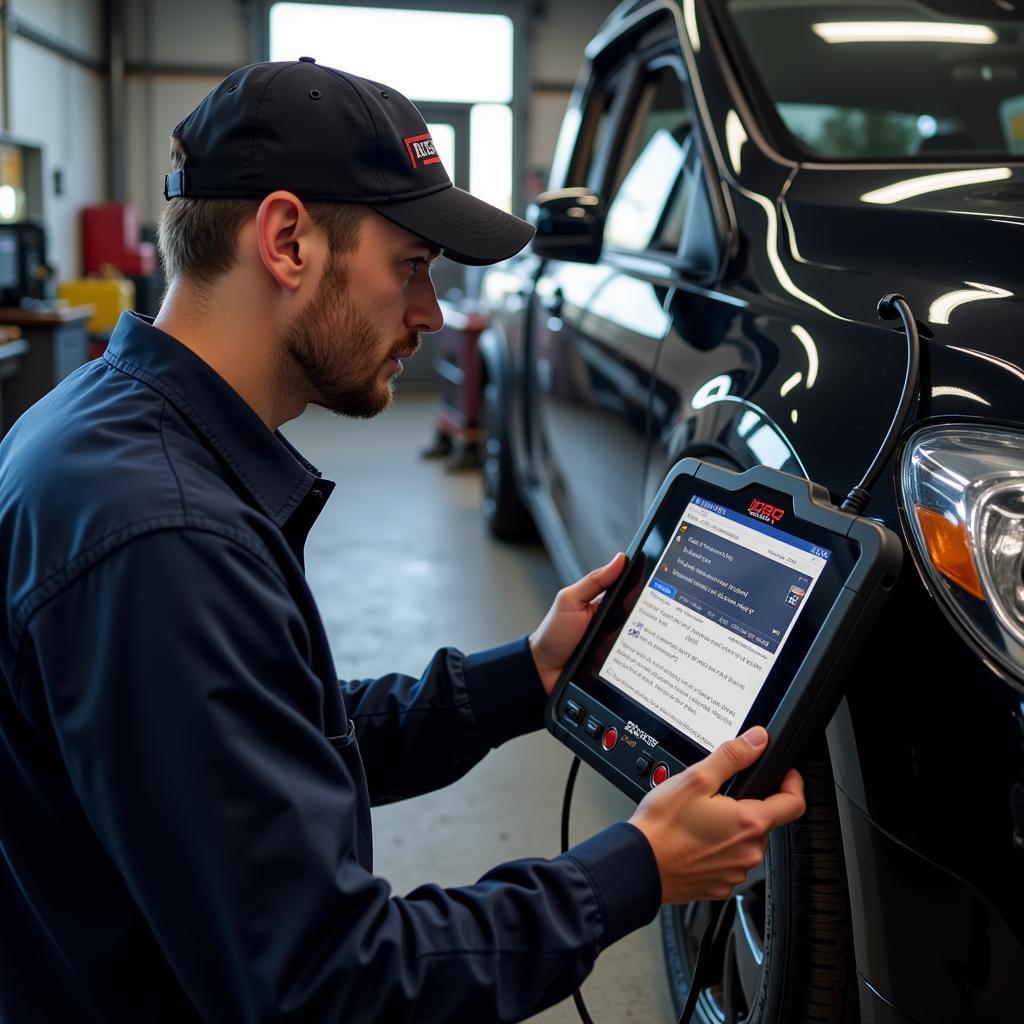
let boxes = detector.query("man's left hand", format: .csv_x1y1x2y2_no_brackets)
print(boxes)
528,552,627,696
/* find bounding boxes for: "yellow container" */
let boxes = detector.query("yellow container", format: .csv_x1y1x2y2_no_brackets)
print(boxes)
58,276,135,333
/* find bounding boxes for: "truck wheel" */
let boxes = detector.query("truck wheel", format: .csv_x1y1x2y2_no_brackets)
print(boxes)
481,380,535,541
661,742,859,1024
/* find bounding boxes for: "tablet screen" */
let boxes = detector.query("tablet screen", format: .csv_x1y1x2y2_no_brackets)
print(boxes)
598,494,832,751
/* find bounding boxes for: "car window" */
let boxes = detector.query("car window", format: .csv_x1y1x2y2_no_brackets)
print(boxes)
560,65,630,190
603,64,694,254
776,102,957,157
726,0,1024,159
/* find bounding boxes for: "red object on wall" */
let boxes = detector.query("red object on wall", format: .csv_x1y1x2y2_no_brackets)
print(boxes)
118,244,156,276
82,204,156,276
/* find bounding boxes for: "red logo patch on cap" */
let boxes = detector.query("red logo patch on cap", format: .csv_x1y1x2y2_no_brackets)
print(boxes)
403,133,441,169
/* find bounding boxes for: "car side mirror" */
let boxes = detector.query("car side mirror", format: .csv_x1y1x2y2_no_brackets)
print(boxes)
527,188,605,264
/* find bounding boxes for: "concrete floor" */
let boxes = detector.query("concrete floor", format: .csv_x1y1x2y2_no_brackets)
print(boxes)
282,394,676,1023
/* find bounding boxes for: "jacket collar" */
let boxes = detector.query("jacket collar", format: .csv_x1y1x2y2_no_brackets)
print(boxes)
103,312,333,527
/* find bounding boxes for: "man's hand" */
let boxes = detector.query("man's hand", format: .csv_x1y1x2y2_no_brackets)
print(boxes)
528,553,627,696
629,727,806,904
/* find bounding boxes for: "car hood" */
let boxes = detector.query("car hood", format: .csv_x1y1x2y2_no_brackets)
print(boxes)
779,163,1024,371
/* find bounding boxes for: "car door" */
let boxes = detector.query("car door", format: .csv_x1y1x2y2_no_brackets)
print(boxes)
529,46,713,575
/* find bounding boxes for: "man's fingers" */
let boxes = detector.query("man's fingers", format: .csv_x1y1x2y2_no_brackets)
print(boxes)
693,727,769,791
752,780,806,829
567,552,626,605
778,768,804,798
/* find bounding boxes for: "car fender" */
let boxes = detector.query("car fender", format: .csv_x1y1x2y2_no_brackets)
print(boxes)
661,399,875,909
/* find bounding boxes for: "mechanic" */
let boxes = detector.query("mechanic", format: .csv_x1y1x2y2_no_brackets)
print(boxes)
0,60,805,1022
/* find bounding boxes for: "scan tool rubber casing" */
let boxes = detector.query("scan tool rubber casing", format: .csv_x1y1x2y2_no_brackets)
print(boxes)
545,460,903,801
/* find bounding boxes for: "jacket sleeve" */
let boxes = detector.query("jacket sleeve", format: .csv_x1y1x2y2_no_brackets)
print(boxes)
340,637,549,805
30,527,661,1024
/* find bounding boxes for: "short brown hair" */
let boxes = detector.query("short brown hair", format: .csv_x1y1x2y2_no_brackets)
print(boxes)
156,136,368,286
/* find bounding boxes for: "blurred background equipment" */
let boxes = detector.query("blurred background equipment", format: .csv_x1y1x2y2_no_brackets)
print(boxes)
421,297,487,469
0,220,52,306
57,270,134,358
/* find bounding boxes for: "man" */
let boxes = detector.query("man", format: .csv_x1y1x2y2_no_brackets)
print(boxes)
0,60,804,1021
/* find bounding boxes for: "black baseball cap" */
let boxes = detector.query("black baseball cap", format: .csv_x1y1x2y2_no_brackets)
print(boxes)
164,58,534,266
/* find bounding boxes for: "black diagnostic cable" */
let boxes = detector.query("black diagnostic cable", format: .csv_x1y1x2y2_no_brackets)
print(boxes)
560,756,595,1024
560,754,723,1024
840,294,922,515
561,294,923,1024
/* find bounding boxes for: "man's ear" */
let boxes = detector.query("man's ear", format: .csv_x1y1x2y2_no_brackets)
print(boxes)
255,191,320,291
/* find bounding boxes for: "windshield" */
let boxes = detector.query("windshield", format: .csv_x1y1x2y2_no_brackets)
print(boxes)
724,0,1024,160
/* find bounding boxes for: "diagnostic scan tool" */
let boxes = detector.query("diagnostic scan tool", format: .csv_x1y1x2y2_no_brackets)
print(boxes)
546,459,903,802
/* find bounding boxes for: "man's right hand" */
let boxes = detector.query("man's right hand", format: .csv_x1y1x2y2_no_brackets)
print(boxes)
628,726,805,904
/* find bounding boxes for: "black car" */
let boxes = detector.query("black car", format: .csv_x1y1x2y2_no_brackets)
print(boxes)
479,2,1024,1022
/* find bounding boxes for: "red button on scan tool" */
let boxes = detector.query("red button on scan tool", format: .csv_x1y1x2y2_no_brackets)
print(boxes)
651,762,670,787
602,727,618,751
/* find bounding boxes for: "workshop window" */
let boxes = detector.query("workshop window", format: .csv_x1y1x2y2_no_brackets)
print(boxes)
269,3,514,211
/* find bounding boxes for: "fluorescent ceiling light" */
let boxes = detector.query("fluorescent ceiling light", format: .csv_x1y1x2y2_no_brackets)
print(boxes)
860,167,1012,205
928,281,1012,325
683,0,700,52
790,325,819,388
691,375,732,409
780,371,803,397
930,387,990,405
725,109,747,175
812,21,997,45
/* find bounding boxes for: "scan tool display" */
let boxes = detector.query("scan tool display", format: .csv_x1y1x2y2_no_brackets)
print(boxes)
599,496,831,751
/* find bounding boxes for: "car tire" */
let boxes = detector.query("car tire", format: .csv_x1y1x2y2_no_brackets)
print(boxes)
661,741,859,1024
481,380,536,541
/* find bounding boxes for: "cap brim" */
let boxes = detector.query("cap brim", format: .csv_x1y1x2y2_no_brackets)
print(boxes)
370,185,535,266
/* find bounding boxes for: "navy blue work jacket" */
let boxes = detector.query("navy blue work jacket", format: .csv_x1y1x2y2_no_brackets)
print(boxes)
0,312,660,1022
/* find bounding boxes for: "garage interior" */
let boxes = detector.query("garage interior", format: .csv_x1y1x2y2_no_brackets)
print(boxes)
0,0,675,1019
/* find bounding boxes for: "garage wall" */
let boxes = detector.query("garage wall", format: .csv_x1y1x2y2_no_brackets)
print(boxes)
123,0,248,228
6,0,106,280
527,0,617,192
123,0,618,228
0,0,620,266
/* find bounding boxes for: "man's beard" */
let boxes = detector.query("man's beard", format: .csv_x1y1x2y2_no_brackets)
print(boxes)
282,255,420,419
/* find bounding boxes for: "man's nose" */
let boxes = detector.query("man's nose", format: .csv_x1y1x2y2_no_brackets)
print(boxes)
405,273,443,334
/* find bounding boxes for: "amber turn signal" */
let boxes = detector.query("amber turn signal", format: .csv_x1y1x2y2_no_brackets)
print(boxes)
914,504,985,601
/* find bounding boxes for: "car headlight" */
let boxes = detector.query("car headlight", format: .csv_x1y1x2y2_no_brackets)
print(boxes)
900,424,1024,685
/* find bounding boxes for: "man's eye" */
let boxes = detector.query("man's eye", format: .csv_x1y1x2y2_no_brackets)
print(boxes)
407,257,425,274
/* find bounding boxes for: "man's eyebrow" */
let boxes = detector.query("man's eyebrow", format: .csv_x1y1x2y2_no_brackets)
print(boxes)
409,244,443,264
